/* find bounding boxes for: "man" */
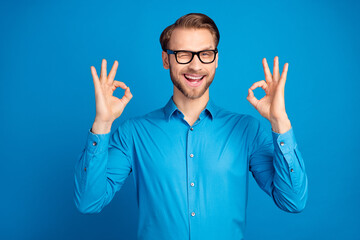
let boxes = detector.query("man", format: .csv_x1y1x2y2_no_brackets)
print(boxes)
74,13,308,240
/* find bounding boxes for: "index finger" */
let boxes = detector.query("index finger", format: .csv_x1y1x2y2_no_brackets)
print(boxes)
108,60,119,83
262,58,273,82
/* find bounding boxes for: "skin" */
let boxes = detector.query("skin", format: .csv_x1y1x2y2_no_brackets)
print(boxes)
247,56,292,133
90,27,291,134
90,59,133,134
161,28,218,126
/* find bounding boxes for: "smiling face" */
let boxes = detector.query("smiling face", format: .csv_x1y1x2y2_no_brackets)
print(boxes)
162,28,218,100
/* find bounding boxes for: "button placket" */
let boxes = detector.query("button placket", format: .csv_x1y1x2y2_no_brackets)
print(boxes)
187,124,198,222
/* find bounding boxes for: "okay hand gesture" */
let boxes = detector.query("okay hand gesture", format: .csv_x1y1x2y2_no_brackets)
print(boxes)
246,56,291,133
90,59,133,132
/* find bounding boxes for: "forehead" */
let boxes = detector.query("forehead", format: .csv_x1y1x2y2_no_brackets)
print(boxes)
168,28,215,51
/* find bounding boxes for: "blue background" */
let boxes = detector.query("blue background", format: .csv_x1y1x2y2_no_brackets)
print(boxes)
1,0,359,239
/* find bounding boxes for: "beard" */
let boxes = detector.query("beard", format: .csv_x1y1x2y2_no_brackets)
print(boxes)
169,65,215,100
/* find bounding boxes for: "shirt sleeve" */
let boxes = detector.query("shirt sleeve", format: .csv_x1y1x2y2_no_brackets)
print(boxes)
73,119,133,214
248,118,308,213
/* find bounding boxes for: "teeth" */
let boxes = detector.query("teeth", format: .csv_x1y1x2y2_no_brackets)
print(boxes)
185,74,203,80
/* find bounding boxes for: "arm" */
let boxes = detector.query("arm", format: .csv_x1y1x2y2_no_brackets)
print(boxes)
73,120,133,214
246,56,308,212
73,59,133,214
249,120,308,213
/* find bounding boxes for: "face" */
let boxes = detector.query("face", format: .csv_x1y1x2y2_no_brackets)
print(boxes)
162,28,218,100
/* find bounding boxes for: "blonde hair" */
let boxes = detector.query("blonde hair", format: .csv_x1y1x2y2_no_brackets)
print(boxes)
160,13,220,51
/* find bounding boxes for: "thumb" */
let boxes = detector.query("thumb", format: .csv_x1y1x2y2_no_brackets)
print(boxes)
246,88,258,109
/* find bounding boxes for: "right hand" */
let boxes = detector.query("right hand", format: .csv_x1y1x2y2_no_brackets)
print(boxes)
91,59,133,126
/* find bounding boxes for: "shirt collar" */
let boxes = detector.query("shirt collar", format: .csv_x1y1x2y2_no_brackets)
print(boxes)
163,96,218,122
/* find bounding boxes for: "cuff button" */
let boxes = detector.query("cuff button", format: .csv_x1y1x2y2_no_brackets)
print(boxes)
280,142,285,146
92,142,97,146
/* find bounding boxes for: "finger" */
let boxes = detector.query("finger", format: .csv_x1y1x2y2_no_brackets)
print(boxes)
111,80,127,91
273,56,280,81
91,66,101,90
279,63,289,87
111,81,133,104
108,60,119,83
250,80,268,91
100,59,107,81
262,58,272,82
121,86,133,105
246,88,259,109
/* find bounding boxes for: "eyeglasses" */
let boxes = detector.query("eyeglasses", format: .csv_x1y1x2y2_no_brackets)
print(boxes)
166,48,218,64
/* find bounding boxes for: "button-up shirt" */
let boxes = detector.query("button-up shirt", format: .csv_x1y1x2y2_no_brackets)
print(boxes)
73,96,308,240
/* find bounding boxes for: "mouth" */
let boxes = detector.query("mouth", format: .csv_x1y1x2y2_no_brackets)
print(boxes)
183,74,205,87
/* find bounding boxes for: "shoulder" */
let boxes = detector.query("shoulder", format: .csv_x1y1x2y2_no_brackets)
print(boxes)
213,105,264,142
214,105,260,127
120,106,166,128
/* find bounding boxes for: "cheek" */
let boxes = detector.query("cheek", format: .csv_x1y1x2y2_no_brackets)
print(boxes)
171,65,186,76
206,66,216,76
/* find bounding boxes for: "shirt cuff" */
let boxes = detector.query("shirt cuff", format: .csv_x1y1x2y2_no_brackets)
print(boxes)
271,127,297,154
85,128,111,154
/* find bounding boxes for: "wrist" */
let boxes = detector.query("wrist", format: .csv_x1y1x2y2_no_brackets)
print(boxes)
270,117,292,134
91,119,113,134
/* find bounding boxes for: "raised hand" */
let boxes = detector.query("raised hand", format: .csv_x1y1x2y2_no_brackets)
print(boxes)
90,59,133,134
246,56,291,133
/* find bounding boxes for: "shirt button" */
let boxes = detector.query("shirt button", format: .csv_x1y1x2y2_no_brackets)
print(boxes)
290,168,294,172
92,142,97,146
191,212,195,217
280,142,285,146
190,127,194,131
190,182,195,187
190,154,194,158
84,167,87,172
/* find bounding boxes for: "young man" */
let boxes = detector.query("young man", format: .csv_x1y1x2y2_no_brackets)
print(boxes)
74,13,308,240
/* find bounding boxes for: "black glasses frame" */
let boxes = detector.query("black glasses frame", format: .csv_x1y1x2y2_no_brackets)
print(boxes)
166,48,218,64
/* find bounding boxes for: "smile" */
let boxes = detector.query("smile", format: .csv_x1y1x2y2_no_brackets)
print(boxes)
184,74,204,80
183,74,205,87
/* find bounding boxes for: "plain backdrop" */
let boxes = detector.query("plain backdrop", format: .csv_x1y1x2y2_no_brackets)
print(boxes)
1,0,359,239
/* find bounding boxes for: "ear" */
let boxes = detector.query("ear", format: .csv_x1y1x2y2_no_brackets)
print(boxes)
162,51,170,69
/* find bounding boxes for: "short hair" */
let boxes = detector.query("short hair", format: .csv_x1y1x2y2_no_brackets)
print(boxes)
159,13,220,51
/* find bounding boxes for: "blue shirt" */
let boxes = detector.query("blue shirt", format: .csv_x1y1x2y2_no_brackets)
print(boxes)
73,96,308,240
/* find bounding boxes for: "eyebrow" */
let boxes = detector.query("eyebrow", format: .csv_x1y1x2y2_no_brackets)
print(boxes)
177,46,216,51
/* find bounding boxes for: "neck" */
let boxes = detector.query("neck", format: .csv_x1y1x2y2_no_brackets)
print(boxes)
172,87,210,126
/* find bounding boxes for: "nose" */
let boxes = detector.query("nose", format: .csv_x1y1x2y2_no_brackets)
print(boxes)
188,54,202,71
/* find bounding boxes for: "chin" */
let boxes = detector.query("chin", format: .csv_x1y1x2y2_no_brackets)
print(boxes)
169,68,215,100
172,79,209,100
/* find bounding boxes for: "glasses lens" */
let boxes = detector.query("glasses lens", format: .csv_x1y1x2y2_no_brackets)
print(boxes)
176,51,193,63
199,51,215,63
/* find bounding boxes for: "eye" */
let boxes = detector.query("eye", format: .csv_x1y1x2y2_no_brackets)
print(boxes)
200,51,214,57
177,52,192,58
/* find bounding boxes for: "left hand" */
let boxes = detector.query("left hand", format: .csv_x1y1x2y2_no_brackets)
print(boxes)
246,56,289,123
